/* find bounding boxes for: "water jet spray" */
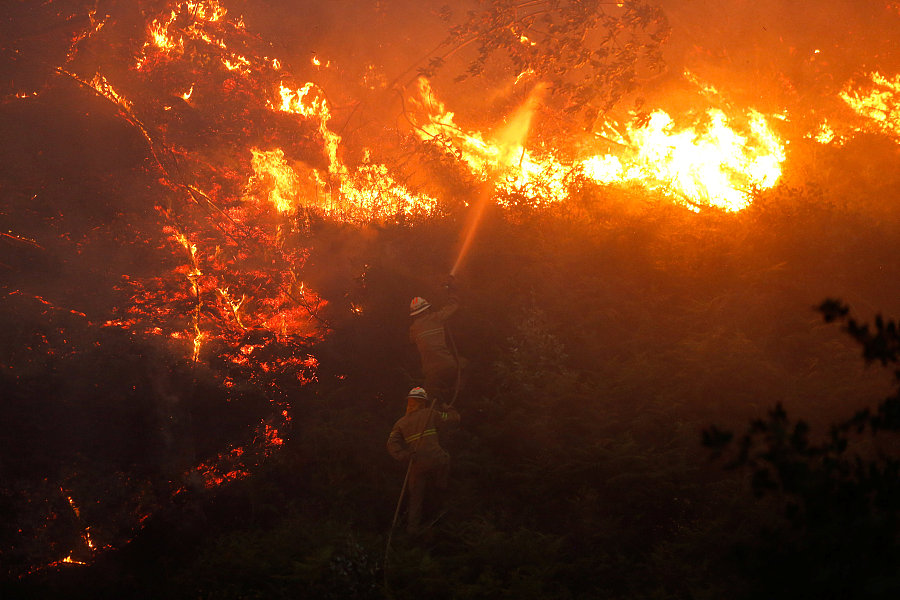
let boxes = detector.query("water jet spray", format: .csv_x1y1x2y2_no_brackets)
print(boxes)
448,83,547,277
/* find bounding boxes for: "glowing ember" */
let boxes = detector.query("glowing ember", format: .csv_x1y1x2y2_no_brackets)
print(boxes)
808,119,838,144
89,74,132,111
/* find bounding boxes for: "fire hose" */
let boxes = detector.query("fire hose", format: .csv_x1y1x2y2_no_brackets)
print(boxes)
384,396,437,550
383,279,464,581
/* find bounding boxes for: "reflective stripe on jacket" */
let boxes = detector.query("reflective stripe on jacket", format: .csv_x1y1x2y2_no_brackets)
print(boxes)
387,405,460,463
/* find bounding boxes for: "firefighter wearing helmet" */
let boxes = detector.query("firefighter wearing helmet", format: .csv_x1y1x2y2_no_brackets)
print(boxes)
408,279,467,402
387,387,460,533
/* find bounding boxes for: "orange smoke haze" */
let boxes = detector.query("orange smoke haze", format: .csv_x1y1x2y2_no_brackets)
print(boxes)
2,0,900,578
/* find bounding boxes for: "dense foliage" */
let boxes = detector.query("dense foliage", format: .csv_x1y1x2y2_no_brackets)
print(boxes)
4,165,900,598
3,1,900,598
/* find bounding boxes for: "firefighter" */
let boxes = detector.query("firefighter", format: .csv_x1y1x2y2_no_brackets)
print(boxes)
408,280,467,402
387,387,460,534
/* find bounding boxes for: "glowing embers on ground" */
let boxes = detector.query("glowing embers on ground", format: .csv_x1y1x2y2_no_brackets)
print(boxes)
39,490,103,571
89,73,133,111
158,226,326,359
840,72,900,140
192,411,293,489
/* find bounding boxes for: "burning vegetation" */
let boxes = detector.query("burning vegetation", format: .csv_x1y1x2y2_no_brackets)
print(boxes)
2,0,900,597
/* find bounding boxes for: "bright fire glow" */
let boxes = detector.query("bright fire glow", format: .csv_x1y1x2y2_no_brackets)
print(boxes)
809,119,838,144
585,109,785,211
840,71,900,139
23,0,806,574
248,148,301,213
409,78,785,212
258,82,437,218
272,82,341,173
89,74,132,111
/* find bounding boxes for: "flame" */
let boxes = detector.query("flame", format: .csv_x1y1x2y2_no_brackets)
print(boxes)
840,71,900,139
217,287,246,328
149,11,182,53
136,0,243,69
272,82,342,174
89,74,132,111
223,55,251,72
585,109,785,211
20,0,803,574
808,119,839,145
408,76,564,206
169,229,205,361
258,82,437,218
248,148,302,213
56,490,99,565
340,163,438,218
410,78,785,211
66,9,108,62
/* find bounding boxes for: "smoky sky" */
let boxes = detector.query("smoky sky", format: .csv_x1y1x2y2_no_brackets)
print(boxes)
226,0,900,114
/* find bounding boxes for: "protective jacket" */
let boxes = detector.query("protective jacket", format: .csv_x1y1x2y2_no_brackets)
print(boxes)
387,403,460,533
386,404,459,464
409,297,460,393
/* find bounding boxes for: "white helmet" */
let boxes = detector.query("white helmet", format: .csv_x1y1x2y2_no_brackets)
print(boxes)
409,297,431,316
407,387,428,401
